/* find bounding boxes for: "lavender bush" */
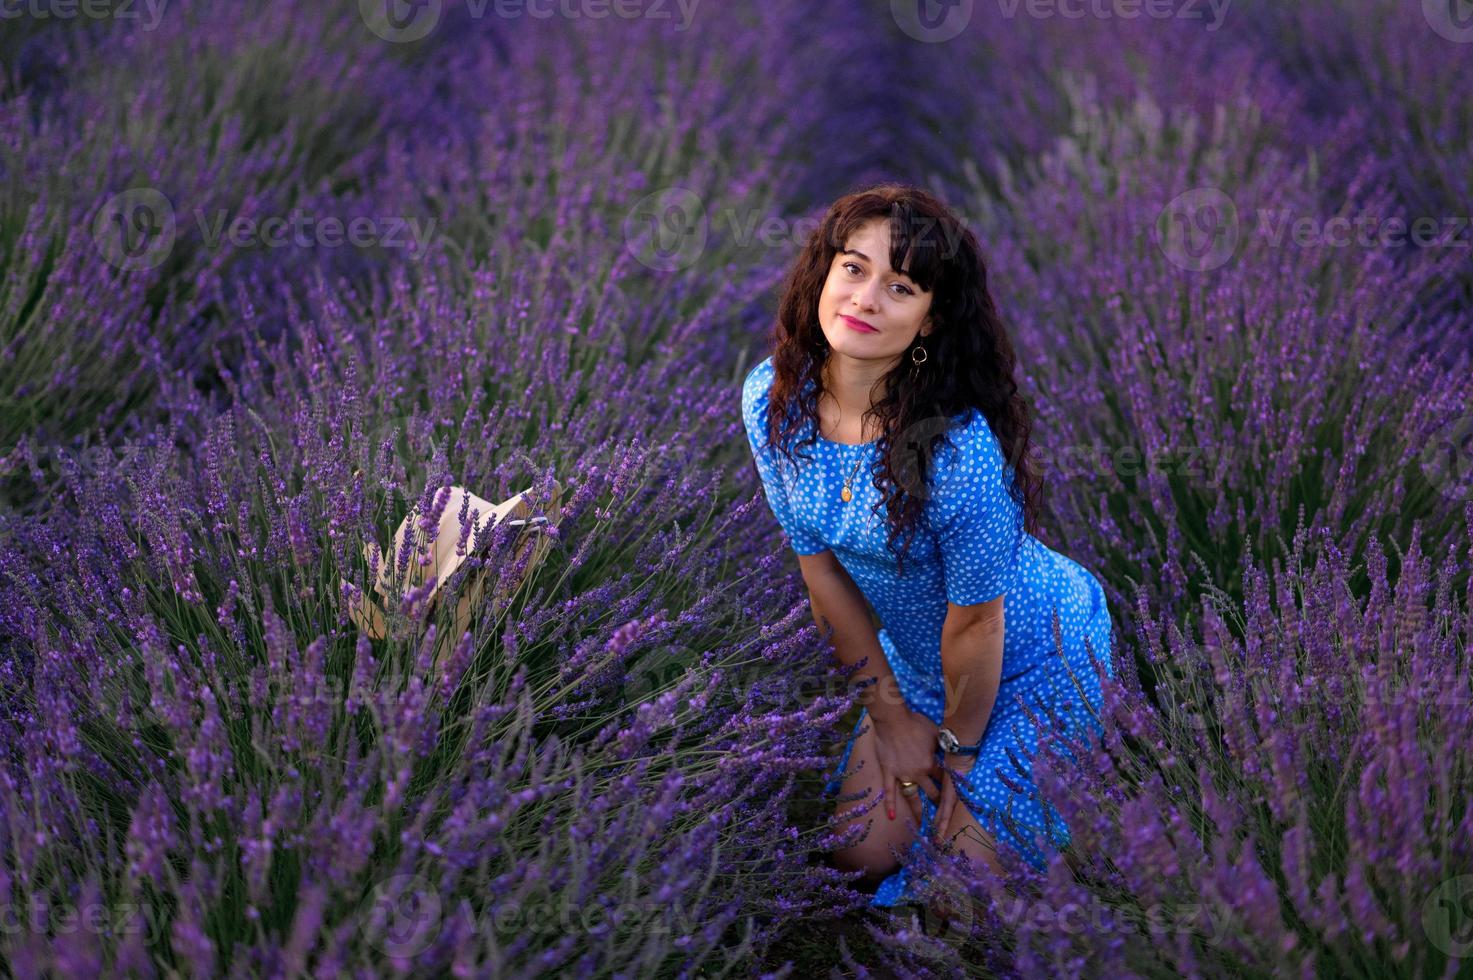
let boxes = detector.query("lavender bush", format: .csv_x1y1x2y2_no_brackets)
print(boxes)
1230,0,1473,256
0,0,436,513
901,5,1318,203
863,514,1471,978
846,6,1473,976
2,2,910,974
0,385,868,973
955,80,1472,633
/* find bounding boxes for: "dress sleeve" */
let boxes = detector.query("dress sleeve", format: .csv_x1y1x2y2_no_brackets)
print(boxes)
741,362,828,556
926,409,1025,605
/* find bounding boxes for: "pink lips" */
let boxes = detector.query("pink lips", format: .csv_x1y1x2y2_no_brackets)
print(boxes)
841,315,878,333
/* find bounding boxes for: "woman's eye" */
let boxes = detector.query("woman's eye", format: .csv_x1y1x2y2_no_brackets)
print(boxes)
844,262,912,295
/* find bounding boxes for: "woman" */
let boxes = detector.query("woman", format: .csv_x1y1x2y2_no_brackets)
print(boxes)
739,183,1114,909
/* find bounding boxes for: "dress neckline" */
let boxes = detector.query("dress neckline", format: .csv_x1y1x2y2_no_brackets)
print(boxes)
814,425,881,448
802,376,881,447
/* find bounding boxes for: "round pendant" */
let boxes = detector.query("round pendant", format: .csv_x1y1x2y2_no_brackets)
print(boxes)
841,486,852,502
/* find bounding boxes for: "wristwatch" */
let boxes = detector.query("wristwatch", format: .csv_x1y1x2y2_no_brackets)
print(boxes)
937,726,983,757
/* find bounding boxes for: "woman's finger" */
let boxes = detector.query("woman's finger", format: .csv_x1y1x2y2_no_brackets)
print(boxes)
925,766,944,804
884,769,897,822
935,775,955,841
904,782,924,828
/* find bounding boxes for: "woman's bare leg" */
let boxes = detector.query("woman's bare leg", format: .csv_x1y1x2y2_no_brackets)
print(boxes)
831,714,920,889
924,799,1012,934
941,803,1006,880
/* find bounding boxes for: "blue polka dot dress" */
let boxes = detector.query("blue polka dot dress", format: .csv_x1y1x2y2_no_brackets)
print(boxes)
740,355,1115,904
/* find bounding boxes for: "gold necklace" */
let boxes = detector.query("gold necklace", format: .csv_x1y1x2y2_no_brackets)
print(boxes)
830,395,866,503
824,377,866,504
841,453,863,503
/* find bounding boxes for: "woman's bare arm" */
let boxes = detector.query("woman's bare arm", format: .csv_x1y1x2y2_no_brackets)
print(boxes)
797,552,908,724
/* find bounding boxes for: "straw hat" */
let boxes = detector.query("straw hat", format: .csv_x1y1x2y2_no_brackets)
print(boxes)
344,478,564,663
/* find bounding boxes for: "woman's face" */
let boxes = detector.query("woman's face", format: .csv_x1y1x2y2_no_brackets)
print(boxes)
816,217,934,364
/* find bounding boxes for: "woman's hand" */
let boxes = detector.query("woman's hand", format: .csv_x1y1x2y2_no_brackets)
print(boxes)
933,753,979,842
868,708,944,826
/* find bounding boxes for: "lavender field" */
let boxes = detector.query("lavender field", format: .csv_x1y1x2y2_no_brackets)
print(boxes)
1,0,1471,976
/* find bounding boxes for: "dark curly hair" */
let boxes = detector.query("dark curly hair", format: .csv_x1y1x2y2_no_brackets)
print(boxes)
760,182,1044,577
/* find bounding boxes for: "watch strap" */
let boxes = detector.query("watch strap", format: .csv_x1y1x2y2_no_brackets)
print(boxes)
938,726,984,756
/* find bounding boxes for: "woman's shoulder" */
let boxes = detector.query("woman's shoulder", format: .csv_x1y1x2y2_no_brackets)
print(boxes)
934,406,1006,473
924,407,1024,534
741,355,775,399
926,406,1016,495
